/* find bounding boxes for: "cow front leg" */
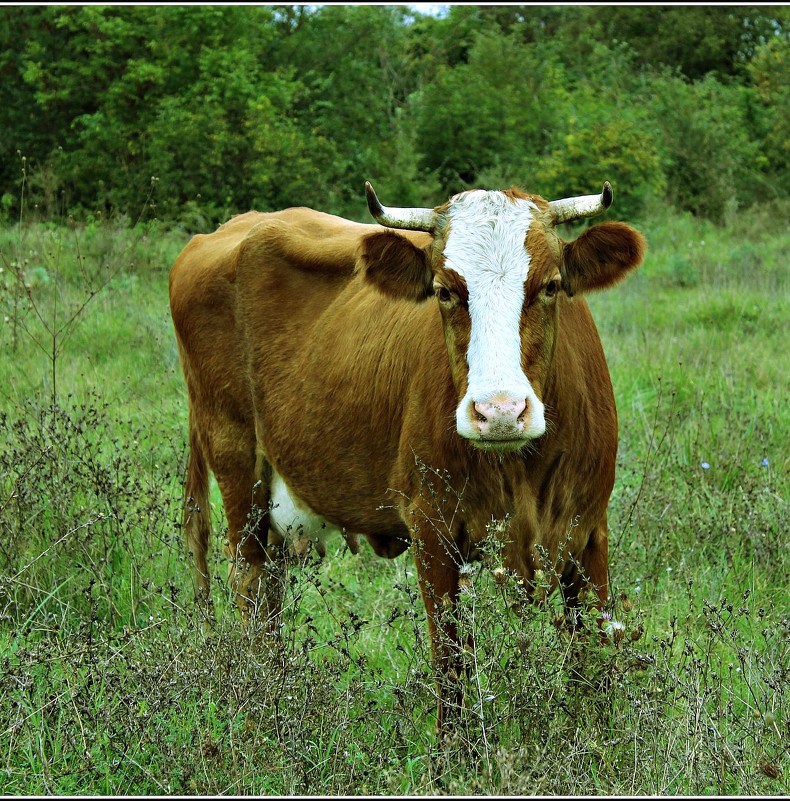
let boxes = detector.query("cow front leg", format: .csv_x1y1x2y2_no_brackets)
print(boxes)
560,519,610,634
225,509,267,619
409,514,465,736
561,518,622,707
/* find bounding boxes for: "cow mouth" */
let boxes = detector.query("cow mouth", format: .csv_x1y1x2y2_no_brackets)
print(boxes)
467,434,534,453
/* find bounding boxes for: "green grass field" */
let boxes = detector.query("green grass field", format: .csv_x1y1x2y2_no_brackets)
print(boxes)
0,203,787,794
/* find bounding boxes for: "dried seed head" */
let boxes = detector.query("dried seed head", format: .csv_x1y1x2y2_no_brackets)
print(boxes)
760,762,780,780
492,567,508,585
603,618,626,644
459,564,474,590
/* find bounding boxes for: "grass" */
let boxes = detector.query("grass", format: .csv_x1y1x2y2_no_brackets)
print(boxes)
0,201,787,794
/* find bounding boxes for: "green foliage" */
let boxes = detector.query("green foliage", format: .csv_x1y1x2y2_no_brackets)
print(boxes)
586,6,786,80
411,29,569,193
644,72,761,221
748,36,790,196
1,5,788,224
533,45,666,220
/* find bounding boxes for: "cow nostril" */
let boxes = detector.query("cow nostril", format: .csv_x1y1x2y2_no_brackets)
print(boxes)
473,403,489,423
516,400,529,422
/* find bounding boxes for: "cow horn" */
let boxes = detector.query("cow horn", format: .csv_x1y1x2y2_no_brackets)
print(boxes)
365,181,435,232
549,182,613,225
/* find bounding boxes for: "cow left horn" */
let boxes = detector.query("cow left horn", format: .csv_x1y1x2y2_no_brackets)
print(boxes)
365,181,435,232
549,182,613,225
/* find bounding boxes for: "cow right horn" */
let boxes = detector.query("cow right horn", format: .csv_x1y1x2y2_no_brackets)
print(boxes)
549,182,613,225
365,181,435,232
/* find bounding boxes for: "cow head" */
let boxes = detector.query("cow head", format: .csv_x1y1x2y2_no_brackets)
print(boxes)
361,181,646,452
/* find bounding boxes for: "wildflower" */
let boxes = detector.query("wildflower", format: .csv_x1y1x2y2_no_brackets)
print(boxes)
603,616,626,643
761,457,769,467
701,461,710,470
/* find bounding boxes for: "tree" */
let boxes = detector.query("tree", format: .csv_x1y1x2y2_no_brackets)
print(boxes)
748,36,790,197
410,28,569,194
1,4,788,224
588,6,786,80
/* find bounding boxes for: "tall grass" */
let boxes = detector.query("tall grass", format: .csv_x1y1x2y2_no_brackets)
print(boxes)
0,203,787,794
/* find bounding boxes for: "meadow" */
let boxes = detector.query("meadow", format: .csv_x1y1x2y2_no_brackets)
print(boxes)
0,200,787,794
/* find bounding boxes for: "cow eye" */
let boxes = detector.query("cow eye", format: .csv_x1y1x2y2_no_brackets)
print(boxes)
435,286,453,304
544,279,560,298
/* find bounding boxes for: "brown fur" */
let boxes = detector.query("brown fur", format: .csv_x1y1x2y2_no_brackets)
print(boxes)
169,197,646,733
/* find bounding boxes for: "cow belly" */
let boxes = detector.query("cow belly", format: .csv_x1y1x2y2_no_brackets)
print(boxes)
269,470,344,552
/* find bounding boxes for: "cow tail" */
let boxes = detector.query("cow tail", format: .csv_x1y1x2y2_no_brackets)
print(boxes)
184,407,213,618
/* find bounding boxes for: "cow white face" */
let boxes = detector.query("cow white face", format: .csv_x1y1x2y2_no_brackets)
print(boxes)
440,191,546,448
362,182,646,452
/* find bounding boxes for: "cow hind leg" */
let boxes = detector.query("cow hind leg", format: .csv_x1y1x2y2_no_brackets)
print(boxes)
220,447,284,636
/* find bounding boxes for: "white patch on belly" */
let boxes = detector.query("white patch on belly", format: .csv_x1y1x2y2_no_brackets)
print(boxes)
269,470,343,552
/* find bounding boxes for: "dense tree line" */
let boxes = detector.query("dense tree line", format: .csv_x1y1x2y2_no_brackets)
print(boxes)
1,4,787,226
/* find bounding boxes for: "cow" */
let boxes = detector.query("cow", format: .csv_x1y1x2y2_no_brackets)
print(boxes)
168,180,646,733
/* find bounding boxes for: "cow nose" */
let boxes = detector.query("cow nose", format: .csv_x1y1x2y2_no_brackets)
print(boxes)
473,398,528,435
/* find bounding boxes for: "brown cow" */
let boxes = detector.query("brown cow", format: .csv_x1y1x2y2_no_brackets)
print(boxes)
169,181,646,732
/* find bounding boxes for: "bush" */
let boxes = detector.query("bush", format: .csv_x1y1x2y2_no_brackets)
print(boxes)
747,36,790,196
646,71,760,221
0,394,185,626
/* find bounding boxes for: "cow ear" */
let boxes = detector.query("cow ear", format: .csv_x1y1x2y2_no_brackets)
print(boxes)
561,221,647,297
360,231,433,302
